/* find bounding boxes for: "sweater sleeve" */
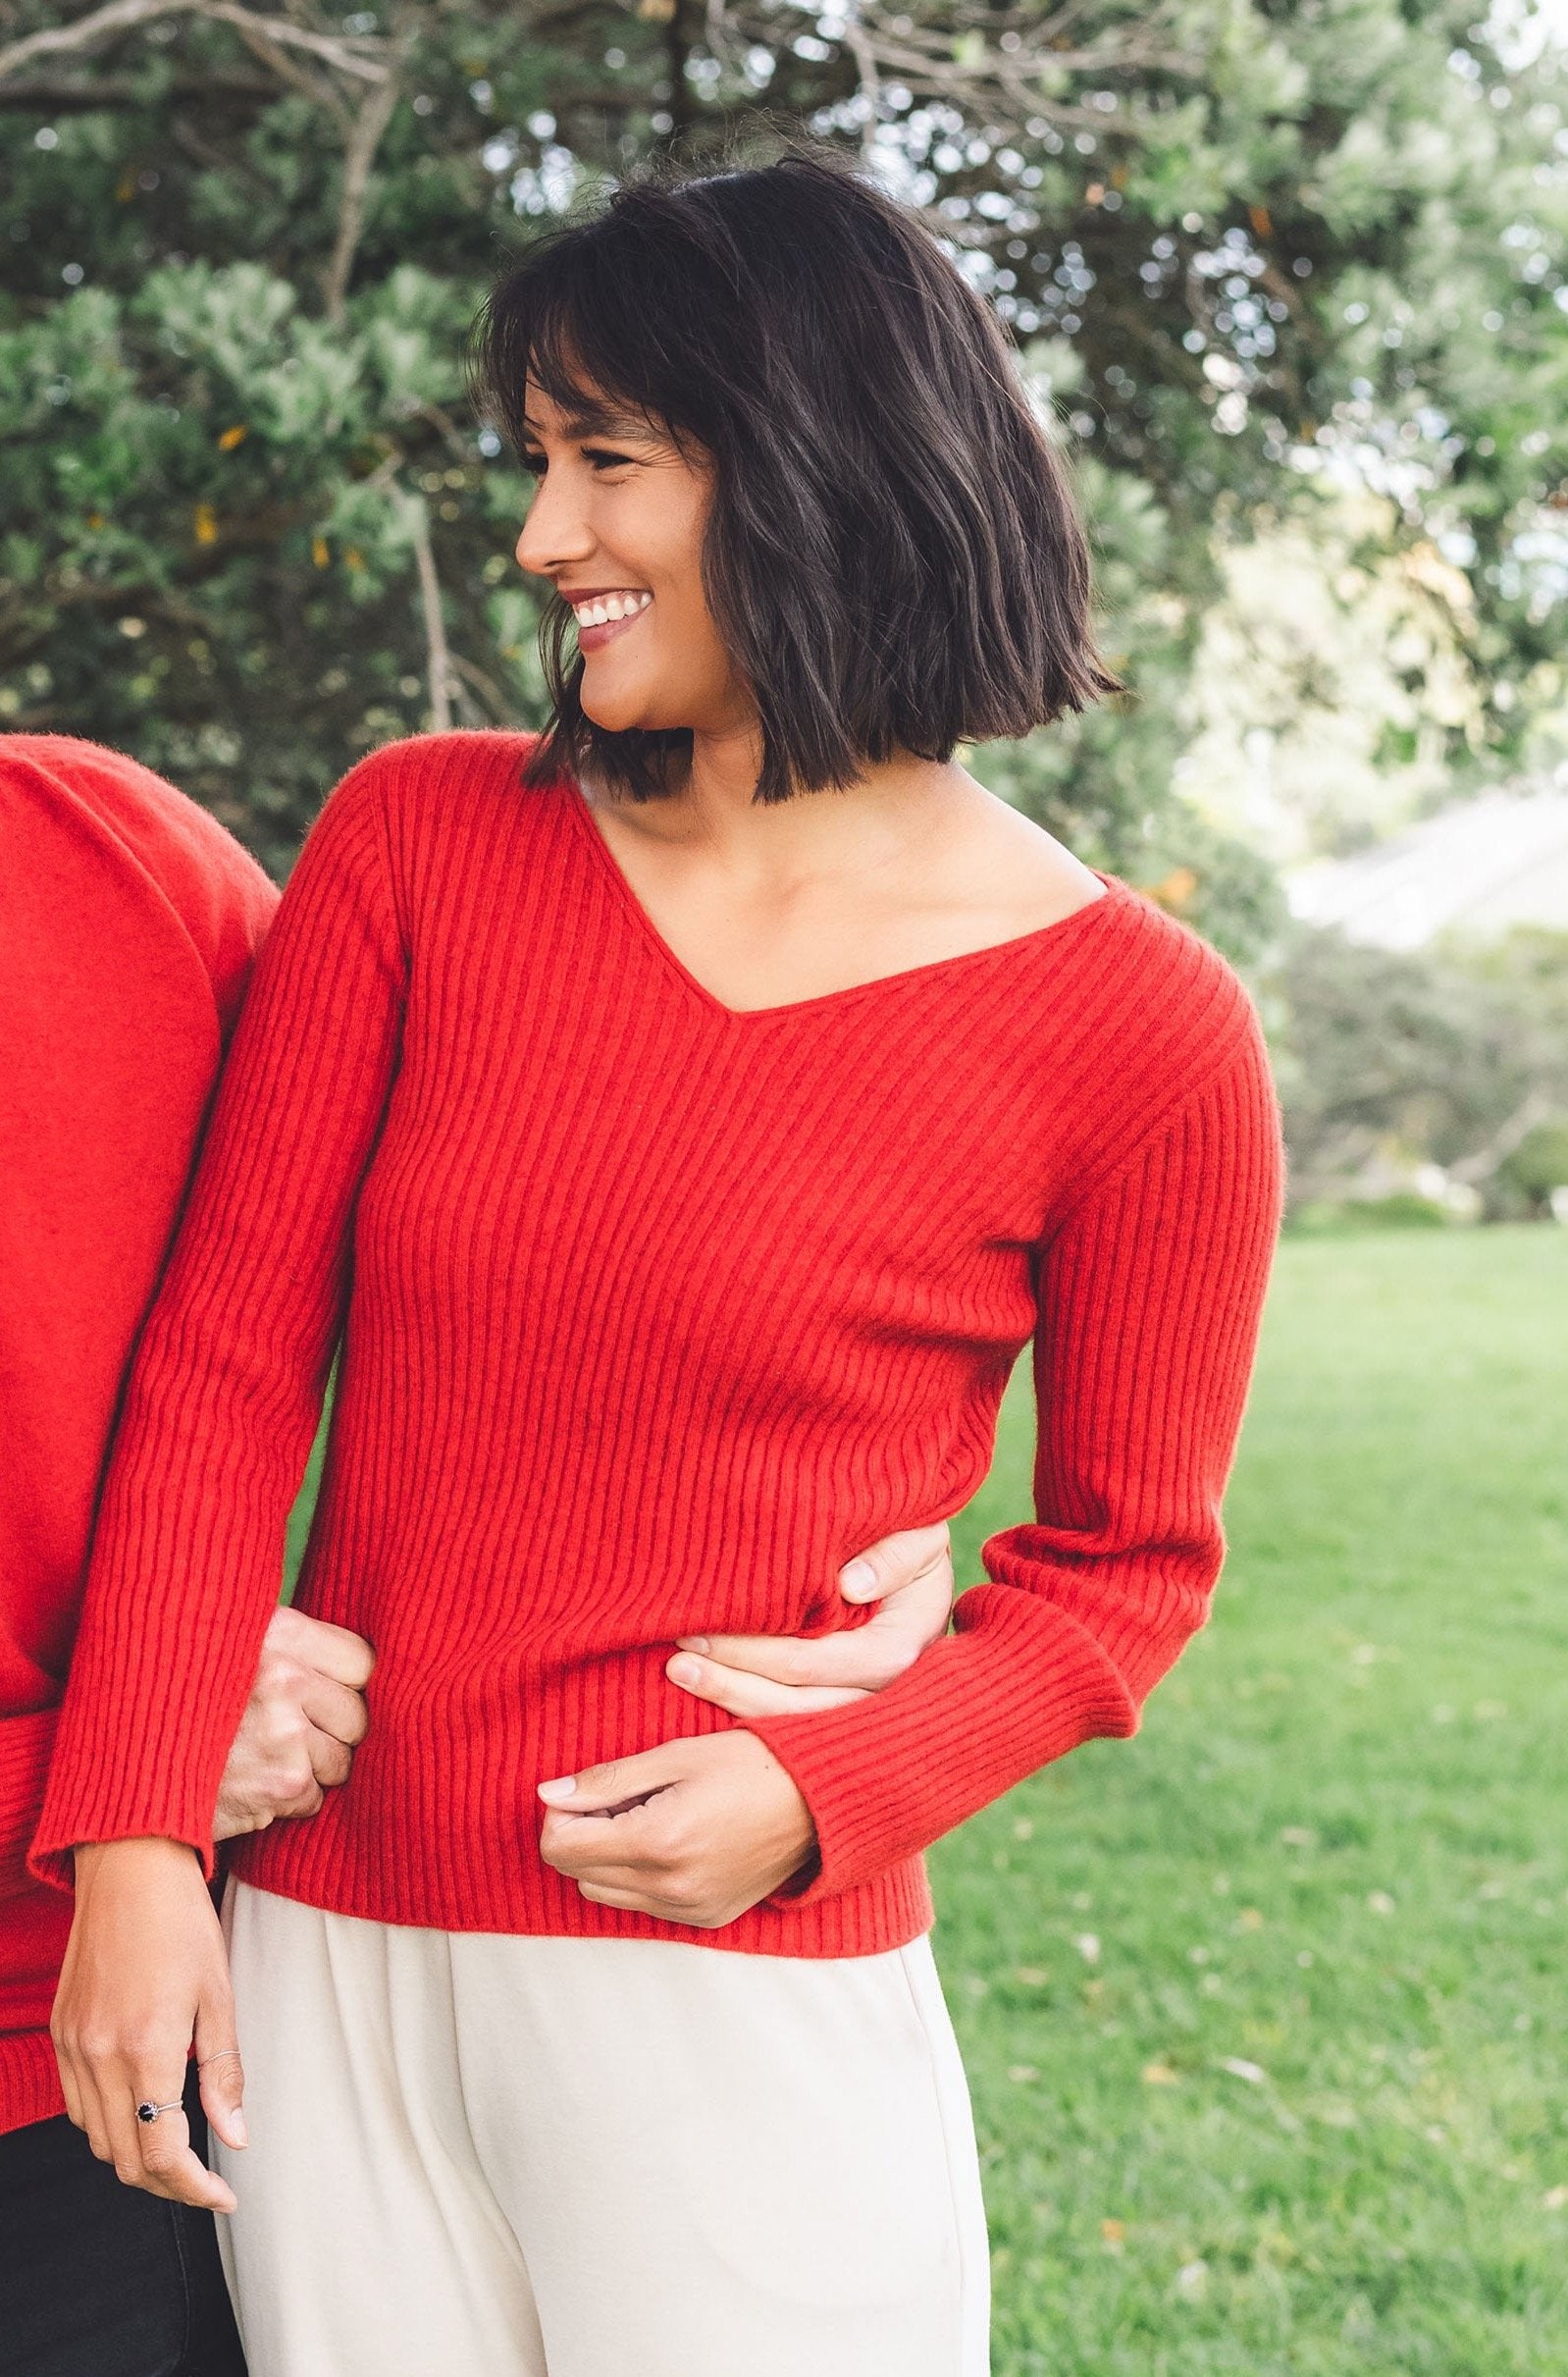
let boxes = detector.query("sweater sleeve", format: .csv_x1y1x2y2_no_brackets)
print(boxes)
30,759,407,1890
748,1008,1283,1903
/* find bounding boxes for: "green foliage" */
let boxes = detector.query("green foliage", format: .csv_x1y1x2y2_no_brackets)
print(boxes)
940,1227,1568,2370
1288,1191,1452,1233
1271,921,1568,1208
1497,1119,1568,1210
0,252,524,866
1,1,1563,884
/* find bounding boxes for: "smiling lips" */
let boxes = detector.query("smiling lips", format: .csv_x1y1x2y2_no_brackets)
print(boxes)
568,588,653,653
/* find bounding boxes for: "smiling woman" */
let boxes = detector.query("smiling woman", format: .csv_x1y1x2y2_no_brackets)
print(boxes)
34,146,1282,2377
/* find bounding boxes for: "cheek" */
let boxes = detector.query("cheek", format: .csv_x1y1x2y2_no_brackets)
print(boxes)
656,578,725,667
642,486,724,655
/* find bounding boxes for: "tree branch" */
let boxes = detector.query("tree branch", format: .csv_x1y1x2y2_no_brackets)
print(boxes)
703,0,1201,129
321,57,402,321
840,0,881,162
225,11,349,130
663,0,702,149
0,0,388,88
0,0,192,80
399,488,454,733
449,650,518,722
1449,1090,1552,1186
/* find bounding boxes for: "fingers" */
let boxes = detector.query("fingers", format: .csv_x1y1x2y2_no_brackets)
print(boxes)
669,1526,956,1701
53,1838,238,2209
265,1604,375,1691
671,1630,858,1690
573,1881,653,1913
674,1593,939,1694
539,1802,699,1923
219,1627,365,1835
665,1651,865,1718
70,2057,235,2213
836,1519,951,1605
131,2091,235,2212
301,1723,348,1793
56,2042,108,2161
197,2050,248,2151
542,1730,810,1930
195,1989,247,2157
537,1743,685,1817
837,1556,957,1680
77,1991,240,2210
297,1669,370,1748
55,2035,86,2133
539,1799,651,1868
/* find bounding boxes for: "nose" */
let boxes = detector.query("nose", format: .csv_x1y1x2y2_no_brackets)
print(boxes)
515,470,594,581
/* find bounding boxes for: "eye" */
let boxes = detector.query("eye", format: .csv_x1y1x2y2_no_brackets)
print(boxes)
583,447,636,472
520,450,547,478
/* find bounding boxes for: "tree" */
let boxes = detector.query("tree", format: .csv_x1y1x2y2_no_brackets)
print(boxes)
1275,919,1568,1209
1,0,1563,904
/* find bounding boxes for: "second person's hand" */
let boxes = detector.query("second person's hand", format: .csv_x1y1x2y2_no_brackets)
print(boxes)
664,1520,954,1719
214,1604,375,1841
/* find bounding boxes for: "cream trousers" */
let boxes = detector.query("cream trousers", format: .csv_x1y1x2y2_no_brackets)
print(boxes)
217,1881,990,2377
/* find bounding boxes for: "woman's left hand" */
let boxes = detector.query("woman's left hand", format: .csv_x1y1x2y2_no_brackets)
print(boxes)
665,1520,954,1720
537,1732,814,1928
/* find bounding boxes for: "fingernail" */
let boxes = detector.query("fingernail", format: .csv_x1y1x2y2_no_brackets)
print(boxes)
668,1655,701,1687
537,1776,577,1803
840,1558,877,1601
230,2110,248,2148
676,1636,710,1655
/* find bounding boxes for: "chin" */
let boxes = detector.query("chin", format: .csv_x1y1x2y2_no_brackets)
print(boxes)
582,688,685,738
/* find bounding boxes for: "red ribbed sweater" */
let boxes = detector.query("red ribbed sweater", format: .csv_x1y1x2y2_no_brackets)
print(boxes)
2,735,275,2135
35,731,1281,1956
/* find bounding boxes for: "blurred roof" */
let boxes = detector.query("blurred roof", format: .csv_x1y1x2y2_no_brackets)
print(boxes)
1285,788,1568,949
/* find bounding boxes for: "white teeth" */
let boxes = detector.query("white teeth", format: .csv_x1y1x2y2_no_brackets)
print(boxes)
573,590,651,630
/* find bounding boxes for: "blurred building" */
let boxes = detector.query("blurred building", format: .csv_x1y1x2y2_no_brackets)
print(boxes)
1286,785,1568,950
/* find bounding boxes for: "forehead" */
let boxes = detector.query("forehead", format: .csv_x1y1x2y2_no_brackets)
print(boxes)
521,383,658,442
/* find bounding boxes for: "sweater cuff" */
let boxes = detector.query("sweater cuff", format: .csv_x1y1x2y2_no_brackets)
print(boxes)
0,1707,59,1899
748,1585,1137,1907
29,1732,225,1895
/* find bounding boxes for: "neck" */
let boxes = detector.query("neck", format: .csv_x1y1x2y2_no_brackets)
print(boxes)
646,720,972,880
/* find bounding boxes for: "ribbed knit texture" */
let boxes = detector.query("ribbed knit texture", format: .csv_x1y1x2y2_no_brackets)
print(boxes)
35,731,1282,1958
2,733,275,2134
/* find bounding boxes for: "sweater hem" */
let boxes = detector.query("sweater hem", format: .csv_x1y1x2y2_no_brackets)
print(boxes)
229,1827,935,1960
0,2033,66,2138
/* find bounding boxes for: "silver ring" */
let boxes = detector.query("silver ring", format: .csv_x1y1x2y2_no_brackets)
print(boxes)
198,2049,241,2070
135,2097,183,2124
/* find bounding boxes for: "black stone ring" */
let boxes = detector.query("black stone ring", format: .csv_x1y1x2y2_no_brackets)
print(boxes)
135,2097,183,2124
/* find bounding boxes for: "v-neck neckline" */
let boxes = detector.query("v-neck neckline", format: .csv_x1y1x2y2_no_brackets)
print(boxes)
561,776,1125,1025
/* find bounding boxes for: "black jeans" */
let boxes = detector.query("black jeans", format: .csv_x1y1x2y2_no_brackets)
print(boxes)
0,2072,245,2377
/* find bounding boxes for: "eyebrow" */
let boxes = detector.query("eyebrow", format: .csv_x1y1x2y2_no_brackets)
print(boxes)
520,405,656,443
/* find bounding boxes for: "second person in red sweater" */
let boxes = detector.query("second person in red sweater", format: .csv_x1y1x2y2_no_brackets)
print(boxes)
38,152,1282,2375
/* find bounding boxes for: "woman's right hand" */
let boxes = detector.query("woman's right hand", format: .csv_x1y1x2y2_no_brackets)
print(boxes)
52,1837,245,2211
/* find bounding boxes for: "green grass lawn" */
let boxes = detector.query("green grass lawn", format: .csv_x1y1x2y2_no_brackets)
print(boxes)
936,1226,1568,2373
286,1227,1566,2369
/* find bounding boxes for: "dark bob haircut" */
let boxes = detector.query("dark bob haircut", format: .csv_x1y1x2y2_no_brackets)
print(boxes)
472,148,1118,804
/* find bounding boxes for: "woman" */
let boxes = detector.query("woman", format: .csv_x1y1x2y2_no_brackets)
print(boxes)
36,153,1281,2375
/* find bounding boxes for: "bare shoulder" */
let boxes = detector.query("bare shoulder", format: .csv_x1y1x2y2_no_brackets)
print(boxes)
948,776,1106,933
